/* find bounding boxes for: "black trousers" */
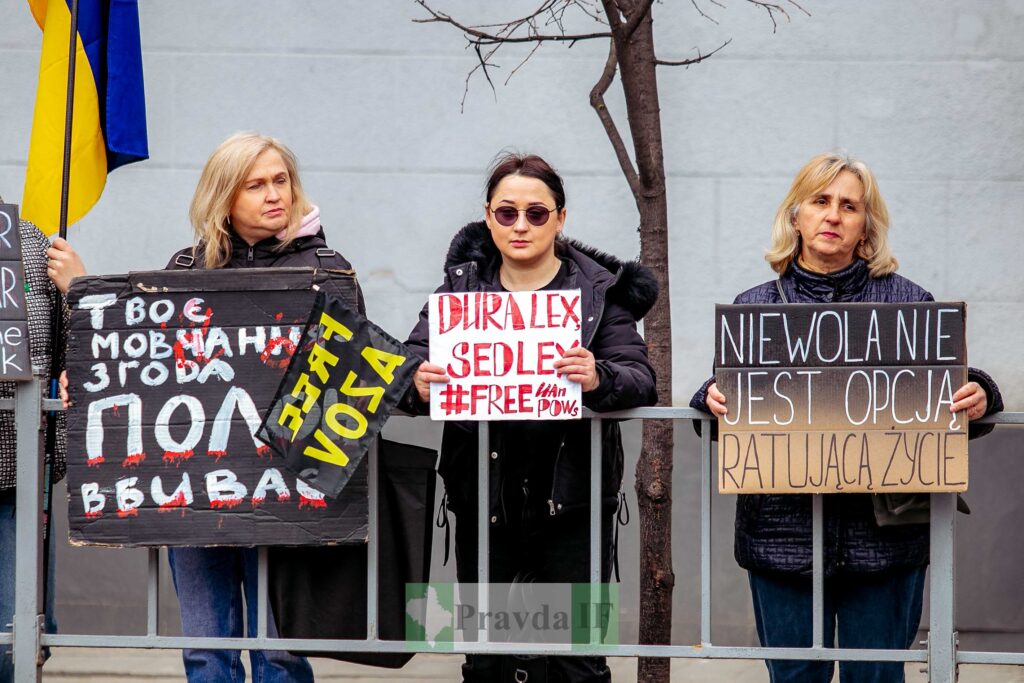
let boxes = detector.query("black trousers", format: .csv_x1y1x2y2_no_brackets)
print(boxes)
453,505,615,683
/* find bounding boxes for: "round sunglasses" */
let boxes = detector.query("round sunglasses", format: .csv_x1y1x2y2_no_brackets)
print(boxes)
489,204,559,227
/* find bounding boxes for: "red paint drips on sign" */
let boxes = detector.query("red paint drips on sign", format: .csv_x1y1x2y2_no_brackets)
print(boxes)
122,452,146,467
298,495,327,509
163,450,194,465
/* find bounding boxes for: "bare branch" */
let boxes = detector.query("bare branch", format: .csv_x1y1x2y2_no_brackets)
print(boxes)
505,41,543,85
689,0,719,25
742,0,810,33
475,44,498,99
589,41,642,200
655,39,731,66
414,0,611,45
416,1,615,103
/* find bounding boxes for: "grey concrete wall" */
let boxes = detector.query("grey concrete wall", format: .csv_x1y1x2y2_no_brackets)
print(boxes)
1,0,1022,650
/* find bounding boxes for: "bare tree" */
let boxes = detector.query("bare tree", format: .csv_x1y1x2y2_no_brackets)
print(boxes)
413,2,805,681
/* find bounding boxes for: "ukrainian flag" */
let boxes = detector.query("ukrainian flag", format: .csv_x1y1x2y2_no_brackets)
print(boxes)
23,0,148,235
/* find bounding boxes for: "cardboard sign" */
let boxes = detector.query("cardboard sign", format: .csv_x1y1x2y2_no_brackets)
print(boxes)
714,302,968,494
428,290,582,420
258,291,417,499
65,267,370,547
0,204,31,381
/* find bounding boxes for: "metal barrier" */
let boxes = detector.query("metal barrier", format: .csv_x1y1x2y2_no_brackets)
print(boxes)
3,371,1023,682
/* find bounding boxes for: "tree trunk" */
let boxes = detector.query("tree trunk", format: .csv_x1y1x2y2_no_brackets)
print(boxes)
607,3,675,682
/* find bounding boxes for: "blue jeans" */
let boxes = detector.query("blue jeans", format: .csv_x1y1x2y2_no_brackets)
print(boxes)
748,566,927,683
167,547,313,683
0,489,57,683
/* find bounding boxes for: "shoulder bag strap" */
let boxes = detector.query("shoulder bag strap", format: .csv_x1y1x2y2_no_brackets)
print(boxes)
775,278,789,304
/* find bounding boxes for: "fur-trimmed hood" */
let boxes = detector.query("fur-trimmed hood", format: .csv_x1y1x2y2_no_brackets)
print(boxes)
443,221,658,321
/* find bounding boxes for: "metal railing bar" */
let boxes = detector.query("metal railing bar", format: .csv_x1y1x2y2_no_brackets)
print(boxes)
582,409,1024,424
974,413,1024,424
581,407,704,420
812,494,824,648
36,633,930,661
700,417,712,645
13,374,43,682
476,421,489,643
366,437,379,639
589,417,603,645
146,548,159,637
256,547,267,640
959,651,1024,665
928,492,957,683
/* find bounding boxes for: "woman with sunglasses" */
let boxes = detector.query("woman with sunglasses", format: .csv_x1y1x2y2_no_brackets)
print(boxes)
404,152,657,683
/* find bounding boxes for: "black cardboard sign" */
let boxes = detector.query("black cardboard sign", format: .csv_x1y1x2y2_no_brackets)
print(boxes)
65,267,369,546
0,204,31,381
258,290,417,499
714,302,968,494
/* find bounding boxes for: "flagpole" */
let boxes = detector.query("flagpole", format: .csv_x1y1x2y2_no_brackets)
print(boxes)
41,0,81,616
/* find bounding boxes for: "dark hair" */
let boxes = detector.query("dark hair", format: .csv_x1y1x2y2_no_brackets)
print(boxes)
485,153,566,209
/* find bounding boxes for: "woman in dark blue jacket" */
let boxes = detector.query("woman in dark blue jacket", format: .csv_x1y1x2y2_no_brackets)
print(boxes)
691,152,1002,683
405,153,657,683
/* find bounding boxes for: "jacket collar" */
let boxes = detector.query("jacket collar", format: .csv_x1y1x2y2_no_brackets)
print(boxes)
227,227,328,261
443,221,658,321
786,258,869,302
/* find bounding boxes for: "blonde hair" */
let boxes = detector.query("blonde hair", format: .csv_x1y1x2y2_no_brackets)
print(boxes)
188,132,312,269
765,152,898,277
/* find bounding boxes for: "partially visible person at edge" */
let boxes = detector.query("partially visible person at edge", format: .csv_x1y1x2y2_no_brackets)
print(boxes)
160,132,364,683
404,153,658,683
0,195,85,681
690,152,1003,683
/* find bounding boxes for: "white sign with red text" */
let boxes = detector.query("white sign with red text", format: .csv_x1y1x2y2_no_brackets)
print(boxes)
428,290,583,421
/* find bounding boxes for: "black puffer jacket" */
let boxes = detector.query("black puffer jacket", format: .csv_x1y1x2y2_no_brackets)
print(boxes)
405,221,658,522
690,259,1003,576
166,228,365,311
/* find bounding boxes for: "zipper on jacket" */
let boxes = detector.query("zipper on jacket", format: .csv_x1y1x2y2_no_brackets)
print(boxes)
584,299,606,348
547,436,568,516
246,245,254,265
521,479,531,525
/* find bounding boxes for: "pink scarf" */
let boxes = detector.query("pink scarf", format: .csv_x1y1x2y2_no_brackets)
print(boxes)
276,205,320,240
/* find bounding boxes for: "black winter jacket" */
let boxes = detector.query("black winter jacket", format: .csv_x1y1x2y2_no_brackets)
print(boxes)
166,228,365,311
405,222,658,522
690,259,1003,576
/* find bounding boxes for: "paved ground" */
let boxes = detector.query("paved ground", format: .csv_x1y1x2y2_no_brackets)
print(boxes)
39,648,1024,681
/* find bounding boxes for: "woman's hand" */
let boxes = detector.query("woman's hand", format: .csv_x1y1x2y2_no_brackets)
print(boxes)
413,361,449,402
46,237,87,294
554,346,599,392
951,381,987,421
705,382,728,416
58,370,70,409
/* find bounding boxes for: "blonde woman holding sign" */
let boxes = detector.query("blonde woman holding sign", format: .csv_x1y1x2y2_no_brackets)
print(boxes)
691,152,1002,683
163,132,363,683
404,153,657,683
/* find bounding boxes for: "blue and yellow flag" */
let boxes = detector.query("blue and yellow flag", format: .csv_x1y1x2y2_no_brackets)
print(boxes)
24,0,148,235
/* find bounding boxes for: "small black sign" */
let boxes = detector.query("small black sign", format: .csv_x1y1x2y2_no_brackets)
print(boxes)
259,291,418,499
0,204,31,381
